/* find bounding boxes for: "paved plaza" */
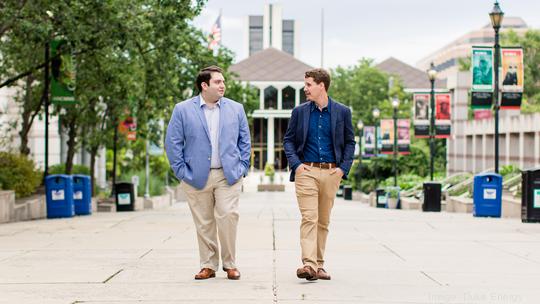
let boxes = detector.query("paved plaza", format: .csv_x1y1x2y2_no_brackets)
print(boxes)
2,190,540,303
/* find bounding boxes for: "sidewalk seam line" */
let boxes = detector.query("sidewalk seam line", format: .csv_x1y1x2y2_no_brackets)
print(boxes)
102,269,123,284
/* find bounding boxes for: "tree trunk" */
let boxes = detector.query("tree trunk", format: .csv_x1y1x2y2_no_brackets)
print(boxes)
90,146,98,196
19,75,34,155
65,117,77,174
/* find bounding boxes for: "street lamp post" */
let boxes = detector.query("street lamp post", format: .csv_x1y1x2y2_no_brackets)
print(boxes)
357,119,364,191
392,97,399,187
43,10,54,182
428,62,437,181
372,108,380,188
490,1,504,174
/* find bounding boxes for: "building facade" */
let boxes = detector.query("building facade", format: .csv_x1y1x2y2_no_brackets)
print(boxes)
245,4,299,57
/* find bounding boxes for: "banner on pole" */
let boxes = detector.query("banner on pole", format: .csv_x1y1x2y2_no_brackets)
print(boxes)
435,93,451,138
397,119,410,155
471,47,494,91
413,93,430,138
380,119,394,154
50,39,76,105
118,117,137,141
363,126,376,156
501,47,524,109
471,46,494,109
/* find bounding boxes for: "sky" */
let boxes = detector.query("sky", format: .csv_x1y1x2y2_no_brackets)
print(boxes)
192,0,540,69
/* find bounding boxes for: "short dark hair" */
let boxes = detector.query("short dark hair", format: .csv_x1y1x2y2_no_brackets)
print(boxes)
305,68,331,91
196,65,223,92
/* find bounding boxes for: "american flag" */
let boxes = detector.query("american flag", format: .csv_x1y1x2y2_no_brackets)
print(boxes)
208,14,221,50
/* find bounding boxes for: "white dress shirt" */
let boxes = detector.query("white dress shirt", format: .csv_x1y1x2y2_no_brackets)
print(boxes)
200,95,222,169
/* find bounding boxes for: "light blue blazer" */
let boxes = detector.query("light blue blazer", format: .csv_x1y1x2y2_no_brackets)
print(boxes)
165,96,251,190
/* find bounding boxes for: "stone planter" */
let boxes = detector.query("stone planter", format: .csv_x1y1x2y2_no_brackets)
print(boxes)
369,191,377,207
446,196,473,213
143,192,173,210
0,190,15,224
401,196,421,210
352,192,370,204
502,195,521,218
257,184,285,192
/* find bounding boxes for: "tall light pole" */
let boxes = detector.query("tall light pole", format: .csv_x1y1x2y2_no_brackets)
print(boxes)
372,108,380,188
43,10,54,182
428,62,437,181
356,119,364,191
392,97,399,187
490,1,504,174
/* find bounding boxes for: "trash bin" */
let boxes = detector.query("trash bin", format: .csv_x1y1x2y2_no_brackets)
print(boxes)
521,167,540,223
45,174,74,218
73,174,92,215
343,185,352,200
423,182,441,212
336,184,344,197
473,173,502,217
375,188,387,208
115,182,135,211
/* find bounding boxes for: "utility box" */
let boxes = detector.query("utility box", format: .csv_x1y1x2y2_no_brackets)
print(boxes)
45,175,74,218
343,185,352,200
72,174,92,215
473,173,502,217
115,182,135,212
375,188,386,208
522,168,540,223
423,182,441,212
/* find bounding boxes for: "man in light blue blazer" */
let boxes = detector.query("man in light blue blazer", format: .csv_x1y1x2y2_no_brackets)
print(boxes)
165,66,251,280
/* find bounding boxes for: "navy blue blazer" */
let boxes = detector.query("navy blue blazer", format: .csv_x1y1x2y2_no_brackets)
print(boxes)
283,98,356,182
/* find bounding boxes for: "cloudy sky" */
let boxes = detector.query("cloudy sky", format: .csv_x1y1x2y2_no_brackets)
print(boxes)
192,0,540,69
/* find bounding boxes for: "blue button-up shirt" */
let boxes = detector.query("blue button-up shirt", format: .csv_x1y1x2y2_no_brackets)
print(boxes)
303,101,336,163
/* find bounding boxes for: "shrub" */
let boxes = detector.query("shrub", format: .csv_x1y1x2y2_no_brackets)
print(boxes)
0,152,42,198
119,170,167,197
49,163,91,175
264,162,275,183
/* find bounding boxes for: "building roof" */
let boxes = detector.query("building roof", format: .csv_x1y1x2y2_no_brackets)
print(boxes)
230,47,314,82
376,57,446,90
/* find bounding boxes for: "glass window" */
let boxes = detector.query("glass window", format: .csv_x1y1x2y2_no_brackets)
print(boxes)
282,86,295,109
264,86,278,109
282,20,294,56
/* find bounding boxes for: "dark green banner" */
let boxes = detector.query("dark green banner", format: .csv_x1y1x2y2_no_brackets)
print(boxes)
50,39,76,105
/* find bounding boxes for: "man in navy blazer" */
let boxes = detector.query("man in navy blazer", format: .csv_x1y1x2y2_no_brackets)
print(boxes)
165,66,251,280
284,68,355,281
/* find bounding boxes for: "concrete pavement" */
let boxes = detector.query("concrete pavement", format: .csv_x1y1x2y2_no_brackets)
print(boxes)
1,190,540,303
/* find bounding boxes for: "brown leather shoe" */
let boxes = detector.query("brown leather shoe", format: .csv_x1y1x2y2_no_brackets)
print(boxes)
296,265,318,281
223,268,241,280
317,268,331,280
194,268,215,280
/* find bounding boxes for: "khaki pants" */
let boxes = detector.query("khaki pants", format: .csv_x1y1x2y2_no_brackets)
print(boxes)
181,169,243,271
294,167,341,270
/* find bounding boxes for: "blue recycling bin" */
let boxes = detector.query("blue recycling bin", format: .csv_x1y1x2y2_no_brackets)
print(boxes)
45,174,74,218
72,174,92,215
473,173,502,217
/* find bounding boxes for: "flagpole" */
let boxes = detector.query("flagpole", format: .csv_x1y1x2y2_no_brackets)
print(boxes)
321,8,324,68
219,9,223,48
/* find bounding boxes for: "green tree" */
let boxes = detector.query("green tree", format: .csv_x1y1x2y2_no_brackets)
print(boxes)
330,58,410,127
